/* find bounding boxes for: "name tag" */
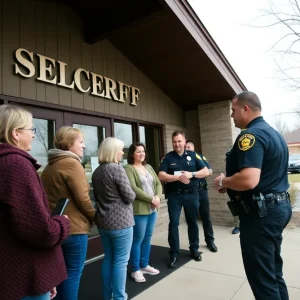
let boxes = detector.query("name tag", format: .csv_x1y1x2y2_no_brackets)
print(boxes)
174,171,182,176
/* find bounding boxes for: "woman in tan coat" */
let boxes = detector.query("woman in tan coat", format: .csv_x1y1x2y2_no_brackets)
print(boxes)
41,126,96,300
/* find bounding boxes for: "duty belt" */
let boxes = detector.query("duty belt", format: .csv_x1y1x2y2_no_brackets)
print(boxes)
263,192,289,203
172,186,199,194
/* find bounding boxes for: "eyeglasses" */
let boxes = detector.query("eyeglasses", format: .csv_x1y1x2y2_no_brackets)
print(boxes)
19,128,36,134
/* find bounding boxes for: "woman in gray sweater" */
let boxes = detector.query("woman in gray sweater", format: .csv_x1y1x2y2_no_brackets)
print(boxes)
92,137,135,300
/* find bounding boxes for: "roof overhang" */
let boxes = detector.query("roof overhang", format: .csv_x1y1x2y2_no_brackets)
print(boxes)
47,0,247,110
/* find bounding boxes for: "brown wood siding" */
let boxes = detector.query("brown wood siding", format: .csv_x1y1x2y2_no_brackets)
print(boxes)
2,0,20,97
57,6,72,107
0,0,184,127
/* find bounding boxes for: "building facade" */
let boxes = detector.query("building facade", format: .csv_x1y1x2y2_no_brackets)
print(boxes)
0,0,246,259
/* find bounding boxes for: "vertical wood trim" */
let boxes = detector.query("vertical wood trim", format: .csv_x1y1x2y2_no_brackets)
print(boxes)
20,0,36,100
57,5,72,107
92,41,105,113
132,65,141,120
146,78,153,122
106,41,118,116
82,42,94,111
2,0,20,97
124,56,133,118
115,48,126,117
139,72,148,122
70,12,83,109
158,93,166,123
35,0,46,102
44,2,58,104
102,40,110,114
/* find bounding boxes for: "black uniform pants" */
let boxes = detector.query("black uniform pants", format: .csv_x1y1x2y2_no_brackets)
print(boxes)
239,199,292,300
198,189,214,244
167,191,199,257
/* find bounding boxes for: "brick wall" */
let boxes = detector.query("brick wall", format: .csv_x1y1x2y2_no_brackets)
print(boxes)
185,110,201,152
163,124,187,154
198,101,240,226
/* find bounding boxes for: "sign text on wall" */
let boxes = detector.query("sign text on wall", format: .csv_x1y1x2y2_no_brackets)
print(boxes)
14,48,140,106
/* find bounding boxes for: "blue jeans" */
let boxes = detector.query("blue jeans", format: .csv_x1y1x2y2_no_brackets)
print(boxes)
99,227,133,300
130,212,157,272
240,199,292,300
21,292,50,300
56,234,88,300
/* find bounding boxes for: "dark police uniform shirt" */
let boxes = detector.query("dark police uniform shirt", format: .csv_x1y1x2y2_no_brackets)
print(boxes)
226,116,289,201
159,150,207,194
198,154,211,187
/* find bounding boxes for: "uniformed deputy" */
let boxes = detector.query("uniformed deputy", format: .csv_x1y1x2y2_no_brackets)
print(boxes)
213,91,292,300
158,131,209,268
185,140,217,253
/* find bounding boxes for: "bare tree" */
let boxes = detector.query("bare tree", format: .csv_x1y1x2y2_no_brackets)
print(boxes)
256,0,300,90
273,114,290,135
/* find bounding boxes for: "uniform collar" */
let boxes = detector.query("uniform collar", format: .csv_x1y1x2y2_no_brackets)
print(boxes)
173,150,188,158
245,116,264,129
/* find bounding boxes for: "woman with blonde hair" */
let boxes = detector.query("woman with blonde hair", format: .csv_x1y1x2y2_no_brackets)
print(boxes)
0,104,70,300
125,143,162,283
92,137,136,300
41,126,96,300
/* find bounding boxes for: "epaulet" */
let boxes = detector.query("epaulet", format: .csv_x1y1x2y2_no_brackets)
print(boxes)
195,153,202,160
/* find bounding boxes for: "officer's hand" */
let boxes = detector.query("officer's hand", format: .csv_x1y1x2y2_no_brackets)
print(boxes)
213,174,225,190
181,171,192,179
218,187,227,194
179,174,190,184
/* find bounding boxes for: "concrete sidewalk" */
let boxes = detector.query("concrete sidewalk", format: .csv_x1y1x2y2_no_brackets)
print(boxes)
133,224,300,300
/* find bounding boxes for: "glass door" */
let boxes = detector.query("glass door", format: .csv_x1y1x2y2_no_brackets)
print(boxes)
18,105,63,176
64,112,112,261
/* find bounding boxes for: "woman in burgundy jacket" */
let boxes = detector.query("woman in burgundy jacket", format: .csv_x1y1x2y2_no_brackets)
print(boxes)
0,104,70,300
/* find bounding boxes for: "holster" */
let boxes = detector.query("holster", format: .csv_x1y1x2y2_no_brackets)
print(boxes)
252,193,268,217
227,200,239,216
227,199,251,216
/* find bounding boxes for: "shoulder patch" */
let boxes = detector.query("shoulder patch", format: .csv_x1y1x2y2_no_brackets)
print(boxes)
238,134,255,151
196,153,202,160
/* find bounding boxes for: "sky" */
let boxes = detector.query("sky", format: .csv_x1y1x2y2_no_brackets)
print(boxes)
189,0,300,131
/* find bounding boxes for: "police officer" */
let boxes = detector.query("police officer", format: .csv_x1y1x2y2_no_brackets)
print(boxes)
185,140,217,252
213,91,292,300
158,131,209,268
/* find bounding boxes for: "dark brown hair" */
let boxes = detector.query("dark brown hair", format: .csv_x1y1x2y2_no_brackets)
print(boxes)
233,91,262,112
127,143,147,165
172,130,186,140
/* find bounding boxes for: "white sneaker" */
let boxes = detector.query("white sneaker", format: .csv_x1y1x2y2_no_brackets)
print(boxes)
131,270,146,283
140,265,160,275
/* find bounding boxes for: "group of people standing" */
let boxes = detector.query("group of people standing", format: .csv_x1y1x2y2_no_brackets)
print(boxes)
0,90,292,300
0,103,217,300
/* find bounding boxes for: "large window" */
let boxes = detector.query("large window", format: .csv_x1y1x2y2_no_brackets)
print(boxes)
114,122,133,165
29,118,55,175
139,125,161,171
113,121,162,170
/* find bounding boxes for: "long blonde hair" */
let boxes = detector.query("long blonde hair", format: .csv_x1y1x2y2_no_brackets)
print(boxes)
0,104,32,146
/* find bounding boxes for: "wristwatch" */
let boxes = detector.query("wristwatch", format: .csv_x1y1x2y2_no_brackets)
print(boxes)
192,172,196,178
219,177,224,187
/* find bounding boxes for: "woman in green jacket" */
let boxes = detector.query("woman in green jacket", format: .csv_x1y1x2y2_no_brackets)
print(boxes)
125,143,162,283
